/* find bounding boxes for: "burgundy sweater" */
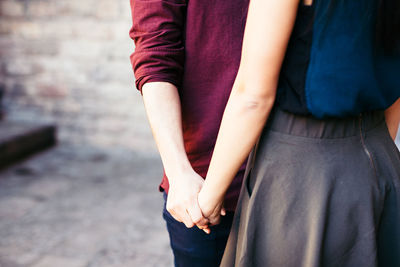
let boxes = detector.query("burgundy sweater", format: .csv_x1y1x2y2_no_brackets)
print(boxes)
129,0,250,211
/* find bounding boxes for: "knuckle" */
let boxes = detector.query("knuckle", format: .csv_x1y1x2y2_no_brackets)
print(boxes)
185,222,194,228
193,217,201,224
193,217,201,223
167,202,178,213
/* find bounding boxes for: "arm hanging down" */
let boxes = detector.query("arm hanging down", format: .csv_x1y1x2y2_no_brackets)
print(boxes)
129,0,209,229
197,0,301,226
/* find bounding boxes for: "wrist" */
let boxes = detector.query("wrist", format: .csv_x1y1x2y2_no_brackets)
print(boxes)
165,162,197,186
199,183,225,209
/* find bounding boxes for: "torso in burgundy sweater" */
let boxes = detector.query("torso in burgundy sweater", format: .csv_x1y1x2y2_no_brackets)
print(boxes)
130,0,250,211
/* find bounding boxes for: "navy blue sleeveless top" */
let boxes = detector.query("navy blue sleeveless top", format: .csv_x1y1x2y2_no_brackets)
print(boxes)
276,0,400,118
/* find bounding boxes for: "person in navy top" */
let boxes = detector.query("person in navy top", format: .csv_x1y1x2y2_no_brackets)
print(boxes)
195,0,400,266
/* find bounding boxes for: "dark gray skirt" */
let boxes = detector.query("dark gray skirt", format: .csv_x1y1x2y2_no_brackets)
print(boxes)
220,108,400,267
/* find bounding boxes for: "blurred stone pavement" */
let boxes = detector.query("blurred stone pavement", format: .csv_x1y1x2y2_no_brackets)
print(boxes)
0,144,173,267
0,1,175,265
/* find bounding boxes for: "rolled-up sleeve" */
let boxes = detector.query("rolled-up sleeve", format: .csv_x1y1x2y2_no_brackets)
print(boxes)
129,0,187,92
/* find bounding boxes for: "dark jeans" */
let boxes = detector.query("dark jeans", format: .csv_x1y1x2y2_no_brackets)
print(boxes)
162,192,234,267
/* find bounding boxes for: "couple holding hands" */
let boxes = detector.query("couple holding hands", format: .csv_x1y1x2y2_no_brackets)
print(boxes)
130,0,400,266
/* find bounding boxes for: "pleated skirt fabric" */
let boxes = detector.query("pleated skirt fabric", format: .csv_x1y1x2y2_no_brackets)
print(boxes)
220,107,400,267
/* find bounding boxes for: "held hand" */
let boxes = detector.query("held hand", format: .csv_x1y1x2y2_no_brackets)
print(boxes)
166,169,210,231
197,189,226,229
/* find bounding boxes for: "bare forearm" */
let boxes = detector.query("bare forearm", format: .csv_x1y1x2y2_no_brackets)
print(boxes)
385,98,400,140
201,86,275,205
199,0,298,209
142,82,209,229
142,82,192,181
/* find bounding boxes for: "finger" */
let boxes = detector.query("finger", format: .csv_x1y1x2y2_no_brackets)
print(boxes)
169,206,194,227
196,224,211,234
220,207,226,216
196,224,209,231
179,208,195,228
190,211,209,227
166,200,183,223
187,203,209,227
202,228,211,234
167,208,183,223
196,224,205,230
209,214,221,226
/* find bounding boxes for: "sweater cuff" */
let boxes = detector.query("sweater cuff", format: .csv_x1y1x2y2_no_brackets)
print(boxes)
135,74,182,94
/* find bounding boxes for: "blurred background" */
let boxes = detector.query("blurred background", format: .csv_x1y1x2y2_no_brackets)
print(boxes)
0,1,399,267
0,0,172,266
0,0,153,149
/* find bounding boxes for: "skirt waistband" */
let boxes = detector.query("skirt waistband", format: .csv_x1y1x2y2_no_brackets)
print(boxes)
265,107,386,139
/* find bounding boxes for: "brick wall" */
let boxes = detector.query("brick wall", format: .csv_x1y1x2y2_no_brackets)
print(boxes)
0,0,156,152
0,0,399,151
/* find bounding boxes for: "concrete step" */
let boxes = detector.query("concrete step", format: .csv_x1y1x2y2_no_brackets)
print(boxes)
0,121,56,170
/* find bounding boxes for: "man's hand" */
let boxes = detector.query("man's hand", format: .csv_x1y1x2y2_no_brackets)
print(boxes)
141,82,210,231
141,82,212,232
167,169,210,230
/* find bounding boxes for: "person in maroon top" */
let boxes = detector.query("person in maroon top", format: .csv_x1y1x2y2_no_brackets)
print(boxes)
129,0,250,266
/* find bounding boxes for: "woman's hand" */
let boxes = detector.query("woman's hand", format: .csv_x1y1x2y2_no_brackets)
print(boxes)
197,189,226,232
193,0,298,235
